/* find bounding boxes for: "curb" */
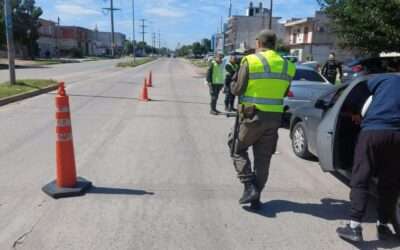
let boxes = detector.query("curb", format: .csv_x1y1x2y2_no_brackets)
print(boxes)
0,84,59,107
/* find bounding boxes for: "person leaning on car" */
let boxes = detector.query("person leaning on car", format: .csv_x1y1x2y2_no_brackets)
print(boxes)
337,63,400,242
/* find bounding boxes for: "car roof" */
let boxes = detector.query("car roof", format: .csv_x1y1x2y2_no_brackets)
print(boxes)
296,65,317,71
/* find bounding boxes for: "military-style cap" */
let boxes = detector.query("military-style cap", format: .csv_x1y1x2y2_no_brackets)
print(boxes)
256,30,277,45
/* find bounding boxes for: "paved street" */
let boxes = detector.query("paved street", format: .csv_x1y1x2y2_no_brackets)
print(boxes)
0,58,398,250
0,58,132,84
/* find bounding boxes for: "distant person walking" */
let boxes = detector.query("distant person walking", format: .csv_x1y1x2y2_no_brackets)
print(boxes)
224,54,239,112
337,66,400,242
322,52,343,84
207,53,225,115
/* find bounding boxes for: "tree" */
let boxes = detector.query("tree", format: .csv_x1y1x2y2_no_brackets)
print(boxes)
0,0,43,59
201,38,211,54
317,0,400,55
176,45,192,57
192,42,204,56
123,40,133,55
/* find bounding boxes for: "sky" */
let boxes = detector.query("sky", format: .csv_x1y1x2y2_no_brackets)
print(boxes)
35,0,321,49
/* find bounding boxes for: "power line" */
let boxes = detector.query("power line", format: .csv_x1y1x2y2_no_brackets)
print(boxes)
139,19,147,44
103,0,120,57
139,19,147,55
132,0,136,61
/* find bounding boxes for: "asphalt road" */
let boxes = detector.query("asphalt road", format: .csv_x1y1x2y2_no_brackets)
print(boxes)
0,58,399,250
0,58,132,83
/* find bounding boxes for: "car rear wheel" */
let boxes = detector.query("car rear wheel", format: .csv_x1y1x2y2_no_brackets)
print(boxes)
291,122,312,159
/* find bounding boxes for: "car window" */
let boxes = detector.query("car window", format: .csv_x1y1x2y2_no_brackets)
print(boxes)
319,85,347,104
293,69,325,82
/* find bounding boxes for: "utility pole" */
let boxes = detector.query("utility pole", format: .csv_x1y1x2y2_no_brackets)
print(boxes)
103,0,120,57
132,0,135,62
56,17,60,58
228,0,232,17
152,32,156,56
139,19,147,55
269,0,273,29
4,0,16,85
158,31,161,55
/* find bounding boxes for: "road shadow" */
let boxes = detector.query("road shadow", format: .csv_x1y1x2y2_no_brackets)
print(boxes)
87,186,154,196
243,198,400,249
47,93,210,106
64,93,139,101
0,64,48,69
243,198,375,222
342,237,400,250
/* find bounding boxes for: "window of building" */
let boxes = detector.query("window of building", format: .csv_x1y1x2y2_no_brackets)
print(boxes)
304,27,309,43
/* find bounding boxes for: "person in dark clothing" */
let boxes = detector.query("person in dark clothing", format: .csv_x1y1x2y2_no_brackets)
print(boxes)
224,55,239,112
206,53,225,115
321,52,343,84
337,70,400,242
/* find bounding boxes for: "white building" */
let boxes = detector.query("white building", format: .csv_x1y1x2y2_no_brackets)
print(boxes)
224,2,285,52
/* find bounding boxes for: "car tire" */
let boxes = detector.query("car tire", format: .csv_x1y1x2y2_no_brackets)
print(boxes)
392,194,400,237
291,122,312,159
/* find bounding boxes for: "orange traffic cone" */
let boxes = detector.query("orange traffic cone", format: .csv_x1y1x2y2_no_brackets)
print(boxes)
140,79,150,102
147,71,153,87
42,82,92,199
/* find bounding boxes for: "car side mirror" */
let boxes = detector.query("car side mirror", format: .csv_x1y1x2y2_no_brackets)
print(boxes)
315,99,329,110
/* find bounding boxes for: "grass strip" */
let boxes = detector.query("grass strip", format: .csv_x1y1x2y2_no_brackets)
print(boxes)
116,57,155,68
0,79,58,99
190,59,209,68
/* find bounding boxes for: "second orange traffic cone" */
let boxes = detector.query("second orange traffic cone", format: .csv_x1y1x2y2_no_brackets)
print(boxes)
147,71,153,87
140,78,150,102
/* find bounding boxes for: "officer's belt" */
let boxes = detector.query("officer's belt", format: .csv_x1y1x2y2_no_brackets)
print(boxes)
249,72,293,81
240,96,284,105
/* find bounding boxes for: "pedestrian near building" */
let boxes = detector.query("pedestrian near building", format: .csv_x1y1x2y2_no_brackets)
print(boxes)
207,54,225,115
229,30,296,209
224,54,240,112
321,52,343,85
337,67,400,242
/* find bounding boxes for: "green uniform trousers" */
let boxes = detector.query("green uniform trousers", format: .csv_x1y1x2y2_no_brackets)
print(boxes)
231,117,280,191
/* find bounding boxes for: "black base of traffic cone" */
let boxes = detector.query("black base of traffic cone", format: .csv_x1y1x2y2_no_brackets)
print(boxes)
42,177,92,199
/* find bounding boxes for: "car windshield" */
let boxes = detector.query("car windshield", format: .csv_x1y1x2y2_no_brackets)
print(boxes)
293,69,325,82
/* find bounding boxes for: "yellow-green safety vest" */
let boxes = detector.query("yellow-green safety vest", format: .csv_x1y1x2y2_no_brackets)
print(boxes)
211,60,225,85
240,50,296,113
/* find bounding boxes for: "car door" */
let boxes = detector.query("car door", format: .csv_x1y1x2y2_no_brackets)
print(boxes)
315,81,360,172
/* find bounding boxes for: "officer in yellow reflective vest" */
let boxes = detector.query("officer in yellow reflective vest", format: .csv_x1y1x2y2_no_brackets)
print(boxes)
230,30,296,209
207,53,225,115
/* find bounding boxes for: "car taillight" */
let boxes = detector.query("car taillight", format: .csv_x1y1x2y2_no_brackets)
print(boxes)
352,65,363,73
287,90,294,97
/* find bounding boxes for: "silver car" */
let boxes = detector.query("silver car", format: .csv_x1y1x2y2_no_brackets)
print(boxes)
289,73,400,235
283,65,335,125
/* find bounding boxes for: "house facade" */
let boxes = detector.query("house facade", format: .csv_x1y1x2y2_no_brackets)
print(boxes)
37,19,57,57
284,11,356,63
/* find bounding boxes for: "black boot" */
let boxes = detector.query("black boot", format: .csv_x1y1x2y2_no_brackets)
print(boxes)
250,199,262,210
377,224,395,240
336,224,363,242
239,181,259,204
210,100,220,115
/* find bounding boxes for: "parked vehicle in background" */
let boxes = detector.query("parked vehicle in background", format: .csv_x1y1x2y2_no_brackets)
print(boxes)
301,61,321,72
283,55,299,63
342,56,400,83
282,65,333,126
289,73,400,235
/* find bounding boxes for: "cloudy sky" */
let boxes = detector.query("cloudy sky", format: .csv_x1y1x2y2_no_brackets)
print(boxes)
36,0,320,49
